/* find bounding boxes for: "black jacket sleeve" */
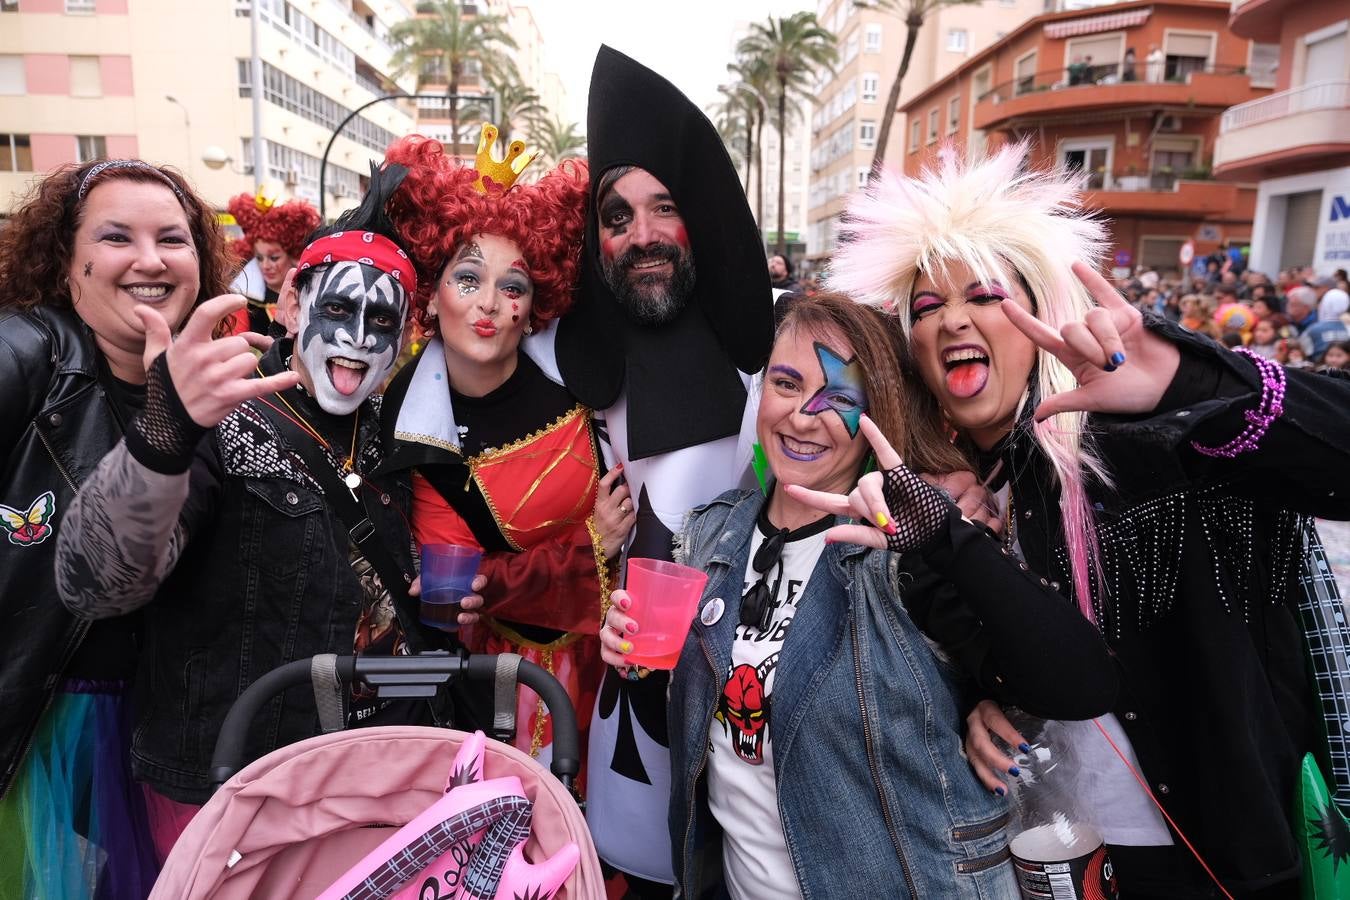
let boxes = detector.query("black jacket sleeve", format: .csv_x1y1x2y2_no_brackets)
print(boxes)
901,511,1119,720
1095,316,1350,518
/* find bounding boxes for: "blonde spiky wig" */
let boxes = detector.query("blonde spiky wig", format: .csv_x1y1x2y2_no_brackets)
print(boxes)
829,142,1112,623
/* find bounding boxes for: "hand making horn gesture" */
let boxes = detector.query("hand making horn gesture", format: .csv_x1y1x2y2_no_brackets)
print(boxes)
785,415,955,555
134,294,301,429
1000,260,1181,422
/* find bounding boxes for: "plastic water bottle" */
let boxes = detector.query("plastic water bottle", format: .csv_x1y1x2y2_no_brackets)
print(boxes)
1005,717,1119,900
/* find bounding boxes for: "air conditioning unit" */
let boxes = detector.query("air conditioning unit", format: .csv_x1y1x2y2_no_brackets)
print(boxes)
285,166,302,186
1158,114,1183,132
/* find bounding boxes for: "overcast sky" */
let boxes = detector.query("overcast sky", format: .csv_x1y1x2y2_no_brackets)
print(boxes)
531,0,812,127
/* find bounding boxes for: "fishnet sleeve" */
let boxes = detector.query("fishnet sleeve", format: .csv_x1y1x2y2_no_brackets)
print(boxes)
878,464,959,556
123,351,208,474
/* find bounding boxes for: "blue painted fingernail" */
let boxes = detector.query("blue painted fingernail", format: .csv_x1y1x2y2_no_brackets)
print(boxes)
994,786,1005,797
1018,743,1031,754
1008,765,1021,777
1110,352,1126,366
1103,363,1117,373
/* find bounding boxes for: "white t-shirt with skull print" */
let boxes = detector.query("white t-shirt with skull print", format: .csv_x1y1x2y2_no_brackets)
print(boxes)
707,514,829,900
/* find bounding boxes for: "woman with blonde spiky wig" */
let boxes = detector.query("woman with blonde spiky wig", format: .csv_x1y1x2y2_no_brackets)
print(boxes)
824,142,1350,898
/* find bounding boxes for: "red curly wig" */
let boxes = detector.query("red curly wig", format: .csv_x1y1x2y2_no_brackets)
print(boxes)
383,134,588,331
226,192,321,261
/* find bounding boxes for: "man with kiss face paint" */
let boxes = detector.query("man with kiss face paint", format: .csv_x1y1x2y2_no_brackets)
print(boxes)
292,255,407,414
56,165,461,859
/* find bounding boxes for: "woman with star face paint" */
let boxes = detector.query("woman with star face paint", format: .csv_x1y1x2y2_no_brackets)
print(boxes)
597,293,1117,900
0,159,232,898
829,143,1350,898
381,133,620,780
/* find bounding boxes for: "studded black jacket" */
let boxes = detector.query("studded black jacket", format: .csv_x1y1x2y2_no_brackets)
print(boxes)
997,316,1350,894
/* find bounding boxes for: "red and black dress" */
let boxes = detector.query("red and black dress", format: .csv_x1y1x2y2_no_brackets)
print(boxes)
378,339,610,785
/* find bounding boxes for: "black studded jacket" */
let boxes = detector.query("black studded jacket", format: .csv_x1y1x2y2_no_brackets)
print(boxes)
988,317,1349,894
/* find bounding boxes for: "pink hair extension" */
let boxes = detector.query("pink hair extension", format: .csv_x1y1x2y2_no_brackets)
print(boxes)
1033,417,1102,624
829,141,1116,624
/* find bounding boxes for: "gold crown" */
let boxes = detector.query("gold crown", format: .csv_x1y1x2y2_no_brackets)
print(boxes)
472,123,538,194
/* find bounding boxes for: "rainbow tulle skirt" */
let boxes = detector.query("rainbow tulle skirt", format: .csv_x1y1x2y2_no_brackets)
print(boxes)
0,681,158,900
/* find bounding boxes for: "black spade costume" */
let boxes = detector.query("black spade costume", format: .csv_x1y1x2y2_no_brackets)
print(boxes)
550,46,773,884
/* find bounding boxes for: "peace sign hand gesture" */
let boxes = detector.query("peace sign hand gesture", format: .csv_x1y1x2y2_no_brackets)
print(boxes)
784,415,955,554
1000,261,1180,422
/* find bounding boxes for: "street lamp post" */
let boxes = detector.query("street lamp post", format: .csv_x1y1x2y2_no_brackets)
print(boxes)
165,95,192,177
318,91,497,220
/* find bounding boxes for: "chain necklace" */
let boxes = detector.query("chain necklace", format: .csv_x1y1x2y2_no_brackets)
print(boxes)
256,366,363,496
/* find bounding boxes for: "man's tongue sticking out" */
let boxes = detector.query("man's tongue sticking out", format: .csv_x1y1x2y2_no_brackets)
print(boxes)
946,360,989,399
328,358,367,396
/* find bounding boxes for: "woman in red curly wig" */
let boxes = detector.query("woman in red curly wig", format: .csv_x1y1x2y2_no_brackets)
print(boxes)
380,131,629,783
225,191,319,334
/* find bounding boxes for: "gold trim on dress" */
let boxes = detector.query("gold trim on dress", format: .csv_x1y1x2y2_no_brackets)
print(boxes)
394,429,464,455
465,405,592,551
588,515,614,626
486,617,582,652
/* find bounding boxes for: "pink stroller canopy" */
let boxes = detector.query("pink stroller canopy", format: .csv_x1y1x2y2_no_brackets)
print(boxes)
152,725,603,899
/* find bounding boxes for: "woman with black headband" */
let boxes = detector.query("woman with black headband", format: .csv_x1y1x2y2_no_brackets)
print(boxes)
0,159,232,898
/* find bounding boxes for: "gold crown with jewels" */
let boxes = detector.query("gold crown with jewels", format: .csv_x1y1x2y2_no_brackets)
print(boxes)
472,123,538,194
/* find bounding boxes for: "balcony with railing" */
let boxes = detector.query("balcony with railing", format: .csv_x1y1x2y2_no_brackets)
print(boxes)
1064,165,1253,218
1213,80,1350,180
973,64,1252,131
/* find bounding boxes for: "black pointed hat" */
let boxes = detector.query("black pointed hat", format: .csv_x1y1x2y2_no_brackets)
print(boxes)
555,46,773,460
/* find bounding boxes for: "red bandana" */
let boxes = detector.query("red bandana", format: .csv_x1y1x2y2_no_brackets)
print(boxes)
296,231,417,296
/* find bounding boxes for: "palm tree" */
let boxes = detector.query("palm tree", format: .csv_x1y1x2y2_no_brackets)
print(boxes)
531,116,586,168
488,68,546,145
725,56,774,228
737,12,837,255
858,0,979,180
710,87,752,189
388,0,517,157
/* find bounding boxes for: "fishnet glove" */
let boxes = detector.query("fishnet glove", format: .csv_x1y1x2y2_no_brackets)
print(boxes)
878,464,958,555
123,351,208,474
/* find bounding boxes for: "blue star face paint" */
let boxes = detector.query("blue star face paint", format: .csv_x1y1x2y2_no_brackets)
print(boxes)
800,342,868,438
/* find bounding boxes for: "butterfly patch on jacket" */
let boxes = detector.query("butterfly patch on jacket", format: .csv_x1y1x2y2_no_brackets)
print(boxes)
0,491,56,547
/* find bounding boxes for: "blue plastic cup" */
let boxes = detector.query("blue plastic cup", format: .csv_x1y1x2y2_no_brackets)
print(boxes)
419,543,482,631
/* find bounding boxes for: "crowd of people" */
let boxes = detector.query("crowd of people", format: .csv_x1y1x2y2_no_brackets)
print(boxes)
1118,255,1350,374
1,44,1348,900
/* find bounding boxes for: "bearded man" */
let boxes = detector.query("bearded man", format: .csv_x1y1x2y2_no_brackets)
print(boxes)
529,46,775,896
55,166,459,859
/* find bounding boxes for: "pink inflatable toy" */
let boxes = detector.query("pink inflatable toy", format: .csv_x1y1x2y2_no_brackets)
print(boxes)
318,731,579,900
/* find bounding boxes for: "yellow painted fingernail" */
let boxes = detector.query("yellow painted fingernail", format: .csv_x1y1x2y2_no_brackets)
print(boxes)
875,512,889,528
620,640,632,654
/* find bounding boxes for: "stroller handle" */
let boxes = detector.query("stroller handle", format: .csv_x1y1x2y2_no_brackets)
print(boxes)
209,653,581,790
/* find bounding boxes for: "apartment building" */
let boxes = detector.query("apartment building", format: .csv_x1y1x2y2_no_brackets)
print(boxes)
0,0,418,216
902,0,1271,275
758,107,812,257
1214,0,1350,275
805,0,1041,262
410,1,568,161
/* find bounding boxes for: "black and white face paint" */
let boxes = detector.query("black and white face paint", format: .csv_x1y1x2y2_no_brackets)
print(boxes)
295,260,408,415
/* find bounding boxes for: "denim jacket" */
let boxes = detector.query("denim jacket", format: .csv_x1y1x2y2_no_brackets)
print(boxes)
668,489,1019,899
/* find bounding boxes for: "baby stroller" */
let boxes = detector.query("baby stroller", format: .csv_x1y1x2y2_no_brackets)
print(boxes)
151,652,604,899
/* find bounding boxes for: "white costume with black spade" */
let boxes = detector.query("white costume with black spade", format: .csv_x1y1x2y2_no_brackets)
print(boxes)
548,47,775,885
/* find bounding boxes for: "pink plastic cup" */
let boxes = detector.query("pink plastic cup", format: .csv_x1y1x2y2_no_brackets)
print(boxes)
623,558,709,669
